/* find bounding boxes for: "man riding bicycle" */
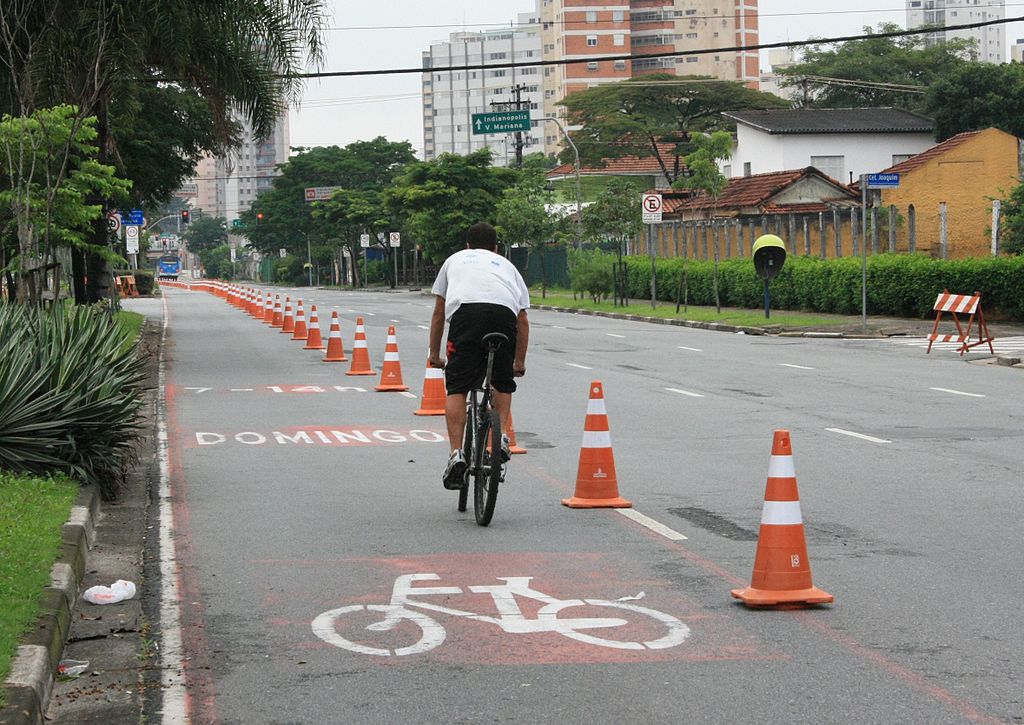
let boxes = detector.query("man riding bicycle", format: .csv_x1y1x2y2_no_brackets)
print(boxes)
428,222,530,490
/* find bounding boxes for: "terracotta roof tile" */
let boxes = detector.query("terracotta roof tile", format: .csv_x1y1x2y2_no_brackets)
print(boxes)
880,130,982,175
547,141,684,177
675,167,858,214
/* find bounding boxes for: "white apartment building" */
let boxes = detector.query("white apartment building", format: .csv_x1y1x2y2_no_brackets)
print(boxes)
422,14,544,164
190,112,290,225
906,0,1004,63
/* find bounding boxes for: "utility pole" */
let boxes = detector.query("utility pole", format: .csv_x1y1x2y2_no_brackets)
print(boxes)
491,83,528,168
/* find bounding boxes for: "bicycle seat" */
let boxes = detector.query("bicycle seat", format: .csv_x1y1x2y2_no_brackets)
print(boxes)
482,332,509,349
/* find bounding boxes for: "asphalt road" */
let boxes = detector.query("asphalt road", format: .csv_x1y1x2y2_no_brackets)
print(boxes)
154,285,1022,725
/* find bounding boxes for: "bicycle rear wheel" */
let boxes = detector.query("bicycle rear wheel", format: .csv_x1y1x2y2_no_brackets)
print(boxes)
473,408,501,526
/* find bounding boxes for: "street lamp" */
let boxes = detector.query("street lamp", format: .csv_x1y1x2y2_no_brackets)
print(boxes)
542,116,582,250
299,231,313,286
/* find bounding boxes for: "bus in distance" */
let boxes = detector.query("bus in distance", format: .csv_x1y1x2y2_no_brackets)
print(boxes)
158,254,181,279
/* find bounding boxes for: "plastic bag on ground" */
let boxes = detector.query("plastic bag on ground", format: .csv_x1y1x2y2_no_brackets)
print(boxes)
82,579,136,605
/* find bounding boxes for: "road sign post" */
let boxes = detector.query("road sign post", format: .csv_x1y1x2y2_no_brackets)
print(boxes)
641,194,663,308
861,173,901,326
389,232,400,287
471,110,530,135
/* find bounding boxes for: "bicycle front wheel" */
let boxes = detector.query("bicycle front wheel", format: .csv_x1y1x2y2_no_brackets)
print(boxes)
473,408,501,526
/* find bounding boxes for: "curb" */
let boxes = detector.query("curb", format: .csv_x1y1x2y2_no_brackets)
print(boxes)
0,485,99,725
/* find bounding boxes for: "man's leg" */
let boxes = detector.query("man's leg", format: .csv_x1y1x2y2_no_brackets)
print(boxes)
492,390,511,434
446,392,468,450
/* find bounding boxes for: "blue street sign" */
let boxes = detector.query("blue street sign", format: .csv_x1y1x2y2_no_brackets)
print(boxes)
866,173,900,189
121,208,145,225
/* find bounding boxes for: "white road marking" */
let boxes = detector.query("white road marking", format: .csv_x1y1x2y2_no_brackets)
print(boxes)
566,363,593,370
230,388,254,392
157,296,188,724
607,333,625,338
665,387,704,398
391,319,399,323
418,325,429,330
825,427,892,444
617,509,688,541
552,325,566,329
929,387,985,398
677,346,702,352
400,391,417,399
779,363,815,370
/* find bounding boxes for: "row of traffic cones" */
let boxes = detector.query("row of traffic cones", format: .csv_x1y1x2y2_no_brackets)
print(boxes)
218,285,526,448
564,379,832,609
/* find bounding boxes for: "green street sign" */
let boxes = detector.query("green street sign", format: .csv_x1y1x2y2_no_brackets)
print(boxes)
232,219,244,229
472,110,530,135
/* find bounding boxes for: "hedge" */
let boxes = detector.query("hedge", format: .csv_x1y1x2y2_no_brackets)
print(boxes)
615,254,1024,320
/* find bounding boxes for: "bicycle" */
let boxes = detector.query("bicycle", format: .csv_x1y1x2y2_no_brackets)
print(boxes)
456,332,508,526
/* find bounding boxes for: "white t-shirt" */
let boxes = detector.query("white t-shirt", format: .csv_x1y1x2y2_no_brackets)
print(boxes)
431,248,531,321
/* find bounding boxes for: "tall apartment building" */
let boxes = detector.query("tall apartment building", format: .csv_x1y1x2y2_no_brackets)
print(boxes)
421,13,545,164
424,1,759,160
190,113,290,225
906,0,1004,63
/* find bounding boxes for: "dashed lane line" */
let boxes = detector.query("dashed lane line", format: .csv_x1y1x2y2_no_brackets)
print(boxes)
929,387,985,398
617,509,688,541
606,333,625,338
665,387,704,398
825,427,891,444
566,363,593,370
677,346,702,352
779,363,816,370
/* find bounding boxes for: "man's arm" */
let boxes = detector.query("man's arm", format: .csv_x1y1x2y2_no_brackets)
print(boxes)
428,296,446,368
513,309,529,376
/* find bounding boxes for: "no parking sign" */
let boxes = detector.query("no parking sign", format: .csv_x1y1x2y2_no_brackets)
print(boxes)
641,193,662,223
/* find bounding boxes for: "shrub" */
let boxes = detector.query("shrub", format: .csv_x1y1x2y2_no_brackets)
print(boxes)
0,304,147,498
568,249,614,302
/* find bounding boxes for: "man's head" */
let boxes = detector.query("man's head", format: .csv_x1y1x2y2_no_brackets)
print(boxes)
466,222,498,252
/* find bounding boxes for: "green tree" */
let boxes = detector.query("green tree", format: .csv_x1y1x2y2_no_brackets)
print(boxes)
580,179,644,306
0,106,131,303
923,62,1024,141
997,181,1024,255
778,23,973,112
558,74,788,186
183,216,228,253
680,131,733,312
496,171,556,296
384,150,518,262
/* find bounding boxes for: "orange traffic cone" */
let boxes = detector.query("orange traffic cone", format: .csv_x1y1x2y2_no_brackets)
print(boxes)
346,317,375,376
414,358,445,415
375,326,409,391
250,289,261,317
262,292,274,324
562,381,631,509
271,295,283,327
281,297,295,333
304,305,325,350
323,311,348,362
507,414,526,454
731,430,833,608
291,299,308,341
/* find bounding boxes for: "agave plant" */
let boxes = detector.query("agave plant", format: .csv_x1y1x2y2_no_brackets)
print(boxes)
0,303,146,497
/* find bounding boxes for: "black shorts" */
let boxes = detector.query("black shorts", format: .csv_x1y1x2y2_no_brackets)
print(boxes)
445,303,518,395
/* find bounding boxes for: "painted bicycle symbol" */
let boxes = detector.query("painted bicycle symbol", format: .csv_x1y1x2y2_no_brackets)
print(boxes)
312,573,690,656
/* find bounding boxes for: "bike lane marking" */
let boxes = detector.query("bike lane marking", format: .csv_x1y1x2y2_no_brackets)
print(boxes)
825,427,892,444
616,508,688,540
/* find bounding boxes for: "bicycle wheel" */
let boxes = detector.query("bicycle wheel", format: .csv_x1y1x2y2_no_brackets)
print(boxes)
544,599,690,651
457,403,475,513
311,604,445,657
473,408,501,526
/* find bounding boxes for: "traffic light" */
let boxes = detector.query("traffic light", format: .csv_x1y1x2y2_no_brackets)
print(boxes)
256,212,264,224
181,209,190,225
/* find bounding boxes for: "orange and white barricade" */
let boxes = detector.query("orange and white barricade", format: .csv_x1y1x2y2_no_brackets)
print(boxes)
927,289,994,355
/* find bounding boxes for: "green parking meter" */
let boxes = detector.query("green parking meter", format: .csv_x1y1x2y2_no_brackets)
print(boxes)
751,234,787,319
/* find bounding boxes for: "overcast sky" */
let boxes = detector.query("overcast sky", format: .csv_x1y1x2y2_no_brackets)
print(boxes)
288,1,1020,153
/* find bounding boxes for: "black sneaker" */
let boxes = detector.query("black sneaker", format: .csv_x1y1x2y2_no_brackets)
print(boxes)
443,449,467,490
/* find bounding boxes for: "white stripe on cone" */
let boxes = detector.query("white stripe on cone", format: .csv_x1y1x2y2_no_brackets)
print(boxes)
586,399,607,415
581,430,612,448
760,500,803,525
767,455,796,478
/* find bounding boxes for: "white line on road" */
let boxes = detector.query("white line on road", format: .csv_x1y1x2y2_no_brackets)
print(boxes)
418,325,429,330
929,387,985,398
229,388,254,392
617,509,688,540
677,346,702,352
399,391,417,399
825,427,892,444
665,387,704,398
606,333,625,338
779,363,816,370
566,363,593,370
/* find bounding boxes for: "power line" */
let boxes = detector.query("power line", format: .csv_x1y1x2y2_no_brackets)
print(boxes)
282,14,1023,79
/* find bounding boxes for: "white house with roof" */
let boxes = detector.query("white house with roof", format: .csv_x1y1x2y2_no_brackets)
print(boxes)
720,108,937,185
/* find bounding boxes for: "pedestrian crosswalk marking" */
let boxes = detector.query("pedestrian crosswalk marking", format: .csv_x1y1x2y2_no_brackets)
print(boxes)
888,335,1024,355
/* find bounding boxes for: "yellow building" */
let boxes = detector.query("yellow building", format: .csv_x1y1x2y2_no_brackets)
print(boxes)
879,127,1021,258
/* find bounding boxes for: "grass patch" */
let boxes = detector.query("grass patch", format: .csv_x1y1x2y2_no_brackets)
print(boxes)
0,472,78,703
116,310,144,342
532,289,845,329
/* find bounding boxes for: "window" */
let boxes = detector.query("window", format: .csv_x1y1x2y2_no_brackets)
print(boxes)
613,10,624,22
686,56,698,62
587,35,598,46
587,61,599,71
686,32,698,39
489,52,506,60
614,59,626,70
723,165,732,178
810,155,845,181
685,8,696,15
586,10,597,22
614,34,625,46
743,161,752,176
